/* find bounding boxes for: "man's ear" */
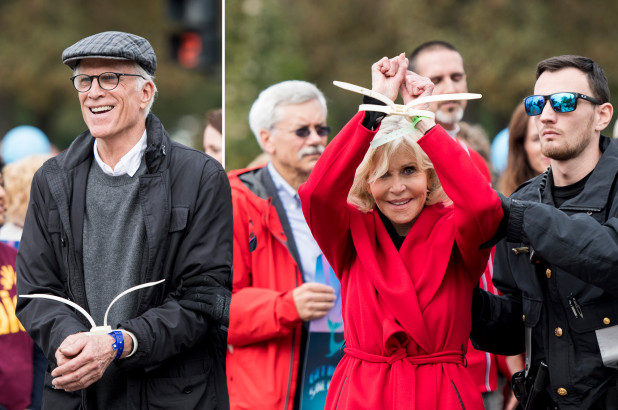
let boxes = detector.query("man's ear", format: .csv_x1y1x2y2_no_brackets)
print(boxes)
260,129,276,155
595,102,614,132
140,81,155,110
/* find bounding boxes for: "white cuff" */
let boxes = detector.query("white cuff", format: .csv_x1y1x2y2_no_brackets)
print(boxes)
120,330,138,358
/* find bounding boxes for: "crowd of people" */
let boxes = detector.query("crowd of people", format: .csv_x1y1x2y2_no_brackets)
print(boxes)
1,30,617,410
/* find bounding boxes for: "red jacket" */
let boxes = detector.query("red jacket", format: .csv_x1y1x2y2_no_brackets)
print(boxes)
299,113,503,410
227,166,304,410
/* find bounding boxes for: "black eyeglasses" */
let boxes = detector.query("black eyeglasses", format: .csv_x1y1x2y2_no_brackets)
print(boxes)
523,92,601,116
290,125,331,138
70,72,145,92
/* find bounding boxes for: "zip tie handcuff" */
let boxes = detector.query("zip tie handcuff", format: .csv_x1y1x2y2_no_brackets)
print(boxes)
20,279,165,335
333,81,482,148
333,80,482,122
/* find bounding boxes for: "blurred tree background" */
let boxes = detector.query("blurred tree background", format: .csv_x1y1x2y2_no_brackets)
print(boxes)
0,0,221,153
226,0,618,170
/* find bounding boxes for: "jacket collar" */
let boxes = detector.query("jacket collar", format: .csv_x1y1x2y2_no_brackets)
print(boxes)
542,135,618,210
143,113,171,173
231,165,304,275
52,113,171,174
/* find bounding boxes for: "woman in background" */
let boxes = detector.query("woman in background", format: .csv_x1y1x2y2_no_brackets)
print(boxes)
203,108,223,164
497,102,551,196
0,154,51,246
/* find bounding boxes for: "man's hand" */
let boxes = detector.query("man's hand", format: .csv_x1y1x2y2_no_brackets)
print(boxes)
51,332,119,392
371,53,408,101
400,70,434,108
292,282,336,321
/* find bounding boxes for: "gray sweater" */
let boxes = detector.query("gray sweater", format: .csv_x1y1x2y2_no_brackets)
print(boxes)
83,159,147,409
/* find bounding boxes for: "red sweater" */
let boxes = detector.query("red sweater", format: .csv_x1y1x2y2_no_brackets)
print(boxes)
299,113,503,410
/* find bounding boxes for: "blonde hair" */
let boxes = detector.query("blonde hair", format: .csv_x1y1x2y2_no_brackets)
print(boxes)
3,154,52,225
348,116,447,212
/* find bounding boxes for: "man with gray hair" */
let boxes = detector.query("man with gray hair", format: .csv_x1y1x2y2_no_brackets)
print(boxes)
16,31,232,409
218,80,335,409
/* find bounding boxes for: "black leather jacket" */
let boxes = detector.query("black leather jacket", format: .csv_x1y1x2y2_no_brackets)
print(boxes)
472,135,618,409
16,114,232,409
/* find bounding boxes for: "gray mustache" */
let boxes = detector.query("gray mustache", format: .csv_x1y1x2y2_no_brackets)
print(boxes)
297,145,325,160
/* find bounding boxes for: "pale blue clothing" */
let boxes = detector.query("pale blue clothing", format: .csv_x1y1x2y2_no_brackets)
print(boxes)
267,162,322,283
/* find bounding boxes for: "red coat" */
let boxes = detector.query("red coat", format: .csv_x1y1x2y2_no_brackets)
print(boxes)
226,166,303,410
299,113,503,410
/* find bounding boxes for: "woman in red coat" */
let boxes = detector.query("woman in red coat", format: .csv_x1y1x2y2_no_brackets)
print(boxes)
298,54,503,409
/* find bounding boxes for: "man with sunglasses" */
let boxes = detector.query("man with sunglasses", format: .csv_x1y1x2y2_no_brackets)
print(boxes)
217,80,337,410
472,55,618,409
15,31,232,409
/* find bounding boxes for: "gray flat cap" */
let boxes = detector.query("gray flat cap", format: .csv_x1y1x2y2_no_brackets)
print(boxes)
62,31,156,75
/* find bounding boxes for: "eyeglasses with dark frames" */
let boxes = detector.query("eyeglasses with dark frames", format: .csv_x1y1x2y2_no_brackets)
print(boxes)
70,72,145,93
523,92,602,116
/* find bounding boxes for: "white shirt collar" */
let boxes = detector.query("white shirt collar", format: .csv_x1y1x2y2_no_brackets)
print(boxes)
267,162,299,199
93,130,147,177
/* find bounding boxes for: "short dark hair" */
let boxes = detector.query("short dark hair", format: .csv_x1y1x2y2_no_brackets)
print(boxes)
408,40,461,72
536,55,610,103
206,108,222,134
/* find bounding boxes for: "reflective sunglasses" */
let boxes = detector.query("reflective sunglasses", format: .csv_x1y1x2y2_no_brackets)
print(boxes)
523,92,601,116
292,125,331,138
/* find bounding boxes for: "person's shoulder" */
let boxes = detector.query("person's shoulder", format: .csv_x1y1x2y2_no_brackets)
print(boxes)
230,165,266,191
169,141,224,174
510,171,547,199
31,154,63,187
169,140,208,161
229,165,271,205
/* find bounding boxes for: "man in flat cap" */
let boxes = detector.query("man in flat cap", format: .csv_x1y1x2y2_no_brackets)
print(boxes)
16,31,232,409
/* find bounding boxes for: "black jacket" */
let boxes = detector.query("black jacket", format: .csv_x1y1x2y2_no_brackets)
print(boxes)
16,114,232,409
472,135,618,409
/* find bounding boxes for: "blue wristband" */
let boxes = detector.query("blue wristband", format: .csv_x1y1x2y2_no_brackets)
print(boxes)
108,330,124,361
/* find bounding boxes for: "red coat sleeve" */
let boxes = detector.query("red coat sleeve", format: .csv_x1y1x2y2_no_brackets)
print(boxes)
299,112,377,276
418,127,503,278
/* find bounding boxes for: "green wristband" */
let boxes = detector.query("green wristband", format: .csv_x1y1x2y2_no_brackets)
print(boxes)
412,116,430,129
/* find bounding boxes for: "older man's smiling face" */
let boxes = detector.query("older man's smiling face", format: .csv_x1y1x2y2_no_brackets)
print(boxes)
77,58,152,143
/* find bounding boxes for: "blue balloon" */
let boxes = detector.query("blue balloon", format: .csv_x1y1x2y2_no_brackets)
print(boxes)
2,125,52,164
491,128,509,174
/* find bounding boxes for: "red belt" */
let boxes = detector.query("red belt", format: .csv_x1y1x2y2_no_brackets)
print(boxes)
344,347,463,366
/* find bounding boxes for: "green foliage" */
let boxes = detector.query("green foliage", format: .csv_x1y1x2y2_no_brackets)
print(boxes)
0,0,221,151
226,0,618,170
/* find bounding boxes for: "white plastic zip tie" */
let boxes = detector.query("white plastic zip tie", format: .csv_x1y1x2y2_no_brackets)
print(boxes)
20,279,165,335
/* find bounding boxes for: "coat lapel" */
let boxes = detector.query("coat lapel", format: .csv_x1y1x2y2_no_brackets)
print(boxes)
351,210,433,353
400,204,453,309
